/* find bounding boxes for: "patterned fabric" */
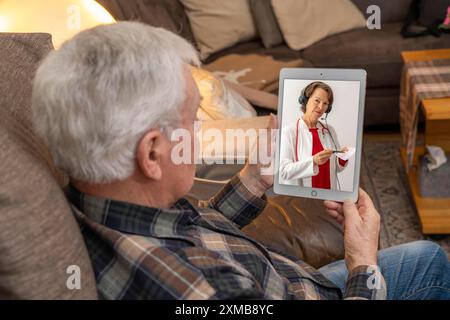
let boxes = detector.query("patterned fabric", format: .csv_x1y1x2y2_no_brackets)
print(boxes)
400,59,450,169
66,175,386,300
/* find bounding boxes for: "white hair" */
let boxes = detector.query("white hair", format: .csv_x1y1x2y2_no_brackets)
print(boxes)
32,22,200,183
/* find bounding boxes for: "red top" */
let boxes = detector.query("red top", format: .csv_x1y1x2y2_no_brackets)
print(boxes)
310,128,331,189
295,119,348,190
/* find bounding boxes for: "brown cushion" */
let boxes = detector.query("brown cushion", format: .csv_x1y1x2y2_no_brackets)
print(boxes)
179,0,257,60
0,33,97,299
203,54,303,93
249,0,284,49
96,0,196,44
271,0,366,51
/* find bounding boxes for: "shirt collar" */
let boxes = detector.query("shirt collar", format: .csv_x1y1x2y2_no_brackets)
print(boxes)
299,117,326,131
65,184,200,237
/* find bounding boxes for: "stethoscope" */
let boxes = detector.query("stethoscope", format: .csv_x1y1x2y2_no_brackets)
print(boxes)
294,117,341,190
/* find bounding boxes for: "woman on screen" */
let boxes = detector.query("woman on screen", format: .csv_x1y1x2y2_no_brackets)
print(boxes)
279,81,349,190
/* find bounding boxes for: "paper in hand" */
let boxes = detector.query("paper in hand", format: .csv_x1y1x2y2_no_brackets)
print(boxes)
337,147,355,161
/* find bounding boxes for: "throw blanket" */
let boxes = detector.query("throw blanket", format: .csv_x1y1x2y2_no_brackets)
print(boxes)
204,54,303,93
400,59,450,169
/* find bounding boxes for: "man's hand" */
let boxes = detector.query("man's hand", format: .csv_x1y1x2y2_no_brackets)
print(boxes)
239,114,277,198
324,189,380,272
313,149,333,165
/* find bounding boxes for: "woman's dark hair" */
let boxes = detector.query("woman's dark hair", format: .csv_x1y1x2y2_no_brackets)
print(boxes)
300,82,334,113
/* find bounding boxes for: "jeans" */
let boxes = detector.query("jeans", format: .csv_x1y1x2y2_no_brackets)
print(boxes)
319,240,450,300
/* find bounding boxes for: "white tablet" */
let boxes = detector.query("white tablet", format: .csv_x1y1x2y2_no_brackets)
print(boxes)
274,68,366,203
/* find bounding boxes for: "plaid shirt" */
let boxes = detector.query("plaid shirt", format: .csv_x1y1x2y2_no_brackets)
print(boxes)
67,175,386,300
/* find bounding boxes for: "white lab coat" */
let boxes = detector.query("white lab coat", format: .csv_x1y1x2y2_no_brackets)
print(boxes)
279,118,348,189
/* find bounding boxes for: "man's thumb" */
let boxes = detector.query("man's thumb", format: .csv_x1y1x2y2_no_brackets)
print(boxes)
342,199,360,222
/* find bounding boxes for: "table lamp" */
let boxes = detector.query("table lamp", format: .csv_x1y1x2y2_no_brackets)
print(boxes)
0,0,115,48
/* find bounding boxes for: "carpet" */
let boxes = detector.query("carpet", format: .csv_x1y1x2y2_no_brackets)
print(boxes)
361,141,450,258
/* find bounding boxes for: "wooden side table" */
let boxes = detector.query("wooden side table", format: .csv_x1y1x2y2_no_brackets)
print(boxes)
400,49,450,234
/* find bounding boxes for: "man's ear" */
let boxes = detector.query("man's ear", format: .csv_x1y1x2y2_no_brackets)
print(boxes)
136,129,163,181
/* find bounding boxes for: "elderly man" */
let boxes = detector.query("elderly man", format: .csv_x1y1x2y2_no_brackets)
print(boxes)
32,22,450,300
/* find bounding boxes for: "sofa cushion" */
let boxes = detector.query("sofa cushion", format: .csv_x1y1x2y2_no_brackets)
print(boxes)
249,0,284,49
180,0,257,60
205,41,303,65
271,0,366,51
302,23,450,88
0,33,97,299
204,54,303,93
364,87,401,125
96,0,196,45
350,0,414,23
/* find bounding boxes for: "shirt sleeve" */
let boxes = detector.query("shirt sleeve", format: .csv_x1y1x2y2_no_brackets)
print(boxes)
198,174,267,229
344,265,387,300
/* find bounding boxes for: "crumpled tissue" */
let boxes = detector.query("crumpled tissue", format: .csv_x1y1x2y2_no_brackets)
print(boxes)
424,145,448,171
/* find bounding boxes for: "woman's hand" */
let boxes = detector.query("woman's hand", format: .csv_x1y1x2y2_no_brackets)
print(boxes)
341,146,349,153
313,149,333,165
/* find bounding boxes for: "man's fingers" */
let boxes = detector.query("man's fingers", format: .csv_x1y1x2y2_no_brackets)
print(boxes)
336,215,344,225
358,188,374,209
324,200,343,213
326,209,345,225
324,201,344,223
326,209,344,220
342,199,361,223
268,113,278,129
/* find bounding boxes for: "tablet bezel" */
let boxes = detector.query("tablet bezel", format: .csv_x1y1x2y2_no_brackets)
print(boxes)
273,68,366,203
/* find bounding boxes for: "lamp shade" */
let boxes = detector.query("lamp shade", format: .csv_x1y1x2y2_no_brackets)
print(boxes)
0,0,115,47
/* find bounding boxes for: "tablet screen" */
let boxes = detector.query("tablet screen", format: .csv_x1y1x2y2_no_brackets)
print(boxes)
278,79,360,193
